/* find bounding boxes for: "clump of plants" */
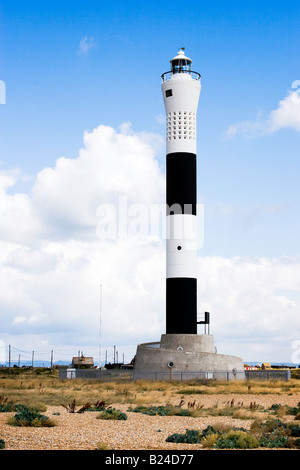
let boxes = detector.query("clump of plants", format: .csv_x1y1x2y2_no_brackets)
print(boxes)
96,407,127,421
95,441,113,450
166,429,201,444
61,398,92,413
213,430,259,449
270,402,300,417
7,404,56,427
166,419,300,449
0,439,5,450
251,418,300,449
0,396,14,412
128,401,191,417
166,425,257,449
87,400,108,411
83,399,128,420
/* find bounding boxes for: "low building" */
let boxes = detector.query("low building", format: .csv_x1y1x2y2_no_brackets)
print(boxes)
71,355,94,369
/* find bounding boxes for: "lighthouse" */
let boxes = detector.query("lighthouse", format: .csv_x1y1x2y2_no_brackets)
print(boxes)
162,48,201,335
133,50,245,381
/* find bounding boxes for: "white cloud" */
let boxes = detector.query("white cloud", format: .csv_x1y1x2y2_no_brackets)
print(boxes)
226,89,300,139
197,256,300,361
0,170,43,244
78,36,97,55
0,124,299,364
0,124,166,359
31,123,164,239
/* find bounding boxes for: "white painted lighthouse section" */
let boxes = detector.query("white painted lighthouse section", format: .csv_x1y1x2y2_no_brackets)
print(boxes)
166,214,197,278
161,51,201,155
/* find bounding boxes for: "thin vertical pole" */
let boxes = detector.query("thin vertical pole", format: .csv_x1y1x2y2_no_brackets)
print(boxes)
8,345,11,375
99,284,102,368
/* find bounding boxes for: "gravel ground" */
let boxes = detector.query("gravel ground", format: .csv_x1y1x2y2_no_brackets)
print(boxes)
1,394,299,450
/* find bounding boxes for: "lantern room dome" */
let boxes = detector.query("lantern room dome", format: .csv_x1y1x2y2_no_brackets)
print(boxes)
170,48,192,74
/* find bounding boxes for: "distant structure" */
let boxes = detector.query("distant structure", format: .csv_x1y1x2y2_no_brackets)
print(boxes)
71,355,94,369
133,49,245,380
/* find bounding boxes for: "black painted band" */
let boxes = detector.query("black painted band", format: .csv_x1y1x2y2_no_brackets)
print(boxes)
166,152,196,215
166,277,197,334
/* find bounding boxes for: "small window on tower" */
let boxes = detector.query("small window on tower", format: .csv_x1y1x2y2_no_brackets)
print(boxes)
165,89,173,97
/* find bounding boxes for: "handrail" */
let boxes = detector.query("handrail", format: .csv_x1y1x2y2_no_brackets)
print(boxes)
161,70,201,82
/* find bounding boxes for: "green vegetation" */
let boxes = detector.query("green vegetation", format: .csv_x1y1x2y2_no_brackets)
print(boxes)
166,429,202,444
0,439,5,450
96,408,127,420
128,403,191,417
270,402,300,416
214,430,260,449
166,420,300,449
251,418,300,448
61,398,92,413
7,404,56,427
95,441,113,450
0,395,14,412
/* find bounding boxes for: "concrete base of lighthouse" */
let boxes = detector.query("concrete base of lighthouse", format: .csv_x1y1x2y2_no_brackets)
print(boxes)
133,334,245,381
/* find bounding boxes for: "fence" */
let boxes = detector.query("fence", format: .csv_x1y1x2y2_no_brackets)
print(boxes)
59,367,291,382
133,370,246,381
245,369,291,382
59,368,134,381
60,368,243,381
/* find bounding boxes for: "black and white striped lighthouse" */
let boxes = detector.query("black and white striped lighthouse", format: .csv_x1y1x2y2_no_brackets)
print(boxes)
161,49,201,335
134,51,245,380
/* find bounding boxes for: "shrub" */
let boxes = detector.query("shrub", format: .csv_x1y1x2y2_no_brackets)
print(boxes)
270,402,300,416
251,418,300,448
166,425,254,447
287,423,300,437
200,425,218,437
259,430,289,448
88,400,107,412
61,399,91,413
295,438,300,448
166,429,201,444
0,403,14,412
0,439,5,450
214,430,260,449
129,404,191,417
96,407,127,421
259,418,287,433
7,404,56,427
96,442,112,450
201,433,219,448
0,396,14,412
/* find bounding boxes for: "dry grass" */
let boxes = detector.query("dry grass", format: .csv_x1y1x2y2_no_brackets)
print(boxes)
0,369,300,409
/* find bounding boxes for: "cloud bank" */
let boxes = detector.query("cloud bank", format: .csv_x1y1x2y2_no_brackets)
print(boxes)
0,124,299,364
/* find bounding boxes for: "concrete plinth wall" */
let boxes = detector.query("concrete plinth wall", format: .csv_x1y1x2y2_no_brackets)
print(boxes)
133,334,245,380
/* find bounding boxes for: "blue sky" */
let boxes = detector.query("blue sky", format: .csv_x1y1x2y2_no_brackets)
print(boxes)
0,1,299,365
